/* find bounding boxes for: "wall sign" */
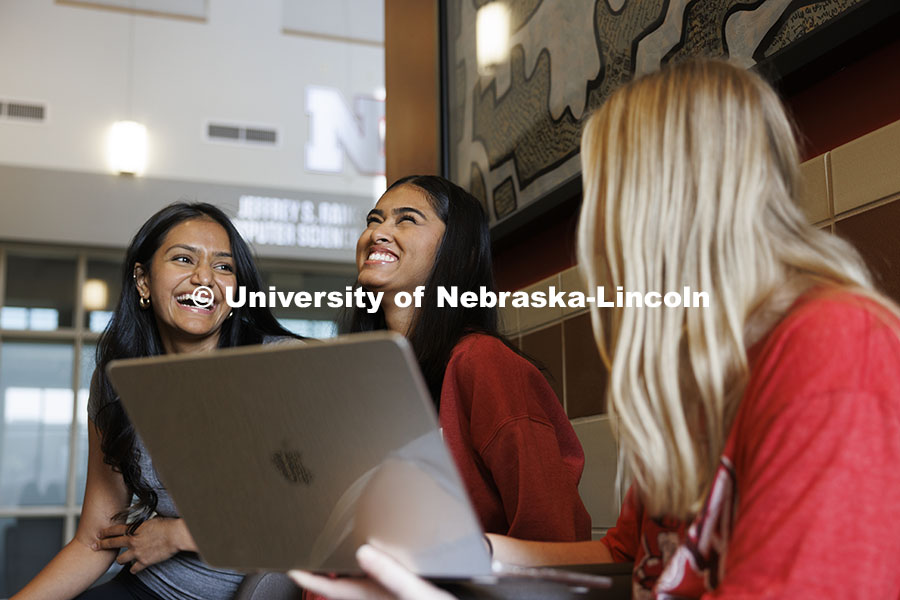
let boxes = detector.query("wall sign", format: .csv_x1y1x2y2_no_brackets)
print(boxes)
305,86,385,176
233,194,364,250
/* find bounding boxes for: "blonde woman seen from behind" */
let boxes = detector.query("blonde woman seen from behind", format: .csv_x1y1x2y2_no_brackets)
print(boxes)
573,58,900,597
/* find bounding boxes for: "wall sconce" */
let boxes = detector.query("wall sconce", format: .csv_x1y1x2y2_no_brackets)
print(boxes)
476,2,511,75
107,120,147,175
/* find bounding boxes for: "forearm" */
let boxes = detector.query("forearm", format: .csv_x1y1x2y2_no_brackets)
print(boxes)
487,534,614,567
171,517,198,553
11,537,117,600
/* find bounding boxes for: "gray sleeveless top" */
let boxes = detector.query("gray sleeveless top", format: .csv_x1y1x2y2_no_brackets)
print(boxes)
88,336,302,599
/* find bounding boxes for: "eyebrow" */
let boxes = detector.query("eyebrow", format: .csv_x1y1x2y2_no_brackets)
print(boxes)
165,244,232,258
394,207,428,219
365,207,429,220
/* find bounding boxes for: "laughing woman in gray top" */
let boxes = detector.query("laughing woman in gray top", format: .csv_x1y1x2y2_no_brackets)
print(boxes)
13,202,300,600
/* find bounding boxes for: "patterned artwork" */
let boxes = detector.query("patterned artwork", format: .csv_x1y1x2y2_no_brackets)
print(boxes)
444,0,868,229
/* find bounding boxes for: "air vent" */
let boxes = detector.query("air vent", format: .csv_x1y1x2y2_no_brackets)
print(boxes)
7,102,45,121
245,128,277,143
0,99,46,122
207,122,278,145
208,124,240,139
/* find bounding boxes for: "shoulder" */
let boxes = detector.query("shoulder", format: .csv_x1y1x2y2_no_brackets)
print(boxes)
262,335,305,346
752,290,900,385
442,333,560,418
445,333,536,382
449,333,521,366
769,290,898,344
740,289,900,432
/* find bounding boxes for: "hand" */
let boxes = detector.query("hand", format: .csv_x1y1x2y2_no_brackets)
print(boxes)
289,544,454,600
93,517,190,573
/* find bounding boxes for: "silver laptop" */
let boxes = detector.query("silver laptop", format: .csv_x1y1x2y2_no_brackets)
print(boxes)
107,332,612,590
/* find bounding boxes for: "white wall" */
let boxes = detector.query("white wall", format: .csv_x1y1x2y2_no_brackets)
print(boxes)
0,0,384,197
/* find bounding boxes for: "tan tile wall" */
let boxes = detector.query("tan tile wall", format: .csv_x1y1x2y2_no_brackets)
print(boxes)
499,267,619,536
501,117,900,535
831,119,900,216
796,119,900,304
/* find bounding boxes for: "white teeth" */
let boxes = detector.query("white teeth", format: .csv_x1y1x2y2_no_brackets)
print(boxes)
368,252,397,262
175,292,215,307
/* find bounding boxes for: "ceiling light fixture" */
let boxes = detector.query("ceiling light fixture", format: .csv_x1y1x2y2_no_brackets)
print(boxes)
108,1,148,175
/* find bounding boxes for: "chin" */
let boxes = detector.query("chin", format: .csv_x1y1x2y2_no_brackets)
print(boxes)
357,276,385,290
183,328,219,339
175,317,223,334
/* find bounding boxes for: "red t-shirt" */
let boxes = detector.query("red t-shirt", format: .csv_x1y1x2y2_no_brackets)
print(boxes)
440,333,592,541
601,484,686,597
652,292,900,598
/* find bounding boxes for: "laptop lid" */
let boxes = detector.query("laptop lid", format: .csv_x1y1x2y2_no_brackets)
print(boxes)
106,331,492,577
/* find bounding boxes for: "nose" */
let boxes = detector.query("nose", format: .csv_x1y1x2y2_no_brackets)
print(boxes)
190,262,214,286
370,221,393,245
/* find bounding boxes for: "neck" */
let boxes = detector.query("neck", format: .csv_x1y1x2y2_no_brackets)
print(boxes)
382,292,416,336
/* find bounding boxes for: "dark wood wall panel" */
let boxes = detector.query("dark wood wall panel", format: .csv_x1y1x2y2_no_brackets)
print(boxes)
384,0,440,183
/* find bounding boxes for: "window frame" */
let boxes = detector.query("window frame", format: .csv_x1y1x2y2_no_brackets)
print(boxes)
0,243,119,547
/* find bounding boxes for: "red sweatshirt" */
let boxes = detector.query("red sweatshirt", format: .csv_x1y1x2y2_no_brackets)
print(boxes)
652,292,900,598
303,334,591,599
439,333,591,541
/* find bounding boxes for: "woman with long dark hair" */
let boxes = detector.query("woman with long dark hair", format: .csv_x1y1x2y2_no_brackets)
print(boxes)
342,175,590,542
13,202,299,600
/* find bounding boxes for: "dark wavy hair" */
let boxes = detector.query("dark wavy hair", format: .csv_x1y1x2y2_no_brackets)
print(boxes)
93,202,299,532
341,175,507,408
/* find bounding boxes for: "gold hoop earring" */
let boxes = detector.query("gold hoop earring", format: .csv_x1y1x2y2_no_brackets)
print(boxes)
139,296,151,309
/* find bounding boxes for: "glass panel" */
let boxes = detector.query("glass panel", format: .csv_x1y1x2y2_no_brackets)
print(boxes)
1,254,77,330
75,344,97,503
0,307,27,330
84,258,123,334
277,319,338,339
88,311,114,333
0,342,74,506
0,517,64,596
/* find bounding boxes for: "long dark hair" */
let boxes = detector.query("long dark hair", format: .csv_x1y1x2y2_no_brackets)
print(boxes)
342,175,504,407
94,202,298,531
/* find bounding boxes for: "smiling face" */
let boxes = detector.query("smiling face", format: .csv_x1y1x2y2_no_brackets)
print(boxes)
134,218,236,354
356,184,446,296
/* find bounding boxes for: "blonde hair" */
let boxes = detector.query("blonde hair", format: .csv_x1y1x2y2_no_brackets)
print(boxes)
577,59,893,518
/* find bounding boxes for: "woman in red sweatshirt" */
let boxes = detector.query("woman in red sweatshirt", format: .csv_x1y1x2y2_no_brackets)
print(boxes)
342,174,591,543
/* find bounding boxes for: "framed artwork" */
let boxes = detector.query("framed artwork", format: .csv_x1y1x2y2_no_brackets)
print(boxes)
440,0,899,238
